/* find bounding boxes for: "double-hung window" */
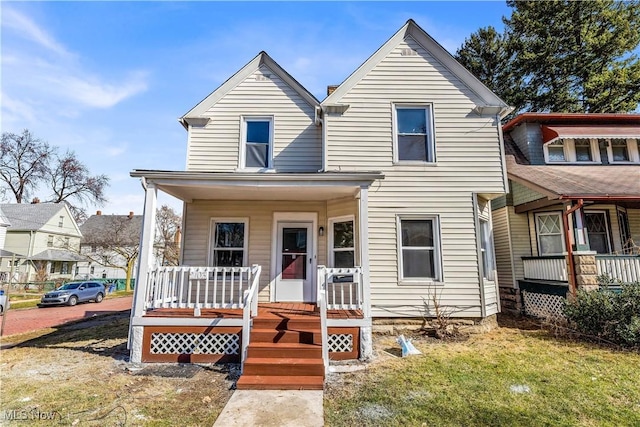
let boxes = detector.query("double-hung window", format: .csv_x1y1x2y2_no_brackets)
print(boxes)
210,219,248,267
535,213,565,255
394,105,435,163
241,117,273,169
329,216,355,268
479,219,495,281
398,216,441,281
544,139,600,164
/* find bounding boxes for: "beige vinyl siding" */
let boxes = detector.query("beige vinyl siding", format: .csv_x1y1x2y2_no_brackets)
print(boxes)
509,207,533,283
492,207,515,288
182,200,328,301
628,209,640,246
325,36,506,317
187,65,321,172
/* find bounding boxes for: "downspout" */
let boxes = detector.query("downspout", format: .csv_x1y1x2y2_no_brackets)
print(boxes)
562,199,584,297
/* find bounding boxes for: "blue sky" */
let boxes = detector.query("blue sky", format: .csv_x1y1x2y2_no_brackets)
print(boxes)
1,1,510,216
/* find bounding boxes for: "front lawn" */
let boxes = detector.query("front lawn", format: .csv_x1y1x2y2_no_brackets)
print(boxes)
325,317,640,426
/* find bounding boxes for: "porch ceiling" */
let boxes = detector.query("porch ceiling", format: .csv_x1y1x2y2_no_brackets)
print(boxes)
130,170,384,202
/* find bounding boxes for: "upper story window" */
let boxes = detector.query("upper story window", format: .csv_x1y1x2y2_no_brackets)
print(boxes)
47,235,54,247
58,216,64,227
240,117,273,170
606,138,639,163
393,104,435,163
544,139,600,164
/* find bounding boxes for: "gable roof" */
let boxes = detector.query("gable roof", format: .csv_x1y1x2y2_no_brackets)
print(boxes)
180,51,320,128
0,203,72,232
79,214,143,246
322,19,511,116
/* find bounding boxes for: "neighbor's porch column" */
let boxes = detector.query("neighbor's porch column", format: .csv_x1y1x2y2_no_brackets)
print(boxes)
129,179,157,363
358,185,374,360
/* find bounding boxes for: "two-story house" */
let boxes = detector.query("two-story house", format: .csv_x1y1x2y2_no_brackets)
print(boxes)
0,203,84,283
76,211,142,284
128,20,511,389
492,113,640,317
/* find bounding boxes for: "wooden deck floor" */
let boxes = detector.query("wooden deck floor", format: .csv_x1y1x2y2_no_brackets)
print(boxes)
143,303,363,320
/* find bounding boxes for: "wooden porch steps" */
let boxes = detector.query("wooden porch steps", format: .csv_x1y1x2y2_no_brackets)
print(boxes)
236,313,325,390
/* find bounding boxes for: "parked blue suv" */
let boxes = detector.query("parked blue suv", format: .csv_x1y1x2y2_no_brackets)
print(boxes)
39,281,105,307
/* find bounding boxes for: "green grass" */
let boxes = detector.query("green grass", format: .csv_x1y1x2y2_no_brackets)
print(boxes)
325,320,640,427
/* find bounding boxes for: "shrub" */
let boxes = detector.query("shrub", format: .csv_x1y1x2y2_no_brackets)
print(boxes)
563,277,640,348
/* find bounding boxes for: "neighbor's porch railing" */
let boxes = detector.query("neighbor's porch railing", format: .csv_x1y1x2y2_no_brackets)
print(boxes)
522,256,568,282
145,265,259,312
596,255,640,284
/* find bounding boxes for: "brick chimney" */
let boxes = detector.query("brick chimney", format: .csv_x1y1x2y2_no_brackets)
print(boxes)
327,85,339,96
96,210,102,215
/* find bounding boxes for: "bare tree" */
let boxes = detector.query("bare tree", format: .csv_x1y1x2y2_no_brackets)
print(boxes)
46,151,109,223
0,130,54,203
81,215,141,292
155,204,181,266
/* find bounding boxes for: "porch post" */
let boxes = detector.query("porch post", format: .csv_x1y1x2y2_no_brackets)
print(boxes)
129,179,157,363
358,185,374,361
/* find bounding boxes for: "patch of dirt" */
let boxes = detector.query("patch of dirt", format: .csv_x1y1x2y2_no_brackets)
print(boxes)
0,312,235,425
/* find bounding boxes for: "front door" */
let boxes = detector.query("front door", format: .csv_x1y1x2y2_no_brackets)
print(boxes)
275,222,314,302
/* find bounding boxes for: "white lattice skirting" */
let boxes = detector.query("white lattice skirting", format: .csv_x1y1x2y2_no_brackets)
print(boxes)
328,333,353,352
522,291,566,319
150,333,240,355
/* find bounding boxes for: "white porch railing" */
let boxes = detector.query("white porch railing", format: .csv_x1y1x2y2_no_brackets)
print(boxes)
522,256,568,282
145,266,259,312
241,265,261,373
320,267,365,311
596,255,640,284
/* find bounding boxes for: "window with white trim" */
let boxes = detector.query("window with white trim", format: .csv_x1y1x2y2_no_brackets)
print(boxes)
58,215,64,227
535,213,565,255
210,219,248,267
240,117,273,169
544,139,600,164
329,216,355,268
606,138,639,163
479,218,495,281
47,235,54,247
398,216,441,281
393,105,435,163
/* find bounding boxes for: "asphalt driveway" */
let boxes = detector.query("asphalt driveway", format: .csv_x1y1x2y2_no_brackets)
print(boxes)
1,295,133,336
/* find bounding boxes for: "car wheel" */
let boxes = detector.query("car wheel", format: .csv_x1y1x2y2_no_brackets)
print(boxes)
95,293,104,303
67,295,78,306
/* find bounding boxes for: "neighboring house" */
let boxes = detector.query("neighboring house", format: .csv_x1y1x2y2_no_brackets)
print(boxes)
76,211,143,281
128,20,511,388
0,206,20,282
492,113,640,317
0,203,84,283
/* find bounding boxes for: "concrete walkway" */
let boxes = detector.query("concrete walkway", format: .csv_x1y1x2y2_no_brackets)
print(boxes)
213,390,324,427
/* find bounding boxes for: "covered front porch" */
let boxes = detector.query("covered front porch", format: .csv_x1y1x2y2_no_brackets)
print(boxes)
128,170,383,373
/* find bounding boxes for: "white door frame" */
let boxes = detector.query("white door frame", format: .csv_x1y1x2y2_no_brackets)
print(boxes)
270,212,318,302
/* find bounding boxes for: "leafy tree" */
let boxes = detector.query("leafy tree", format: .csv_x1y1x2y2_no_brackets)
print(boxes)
155,204,181,266
0,130,54,203
456,0,640,114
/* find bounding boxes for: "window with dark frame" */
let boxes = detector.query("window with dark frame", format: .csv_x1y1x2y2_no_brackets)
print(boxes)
611,139,630,162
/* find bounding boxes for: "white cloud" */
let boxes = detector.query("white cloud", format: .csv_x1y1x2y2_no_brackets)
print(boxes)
1,7,149,131
2,7,70,57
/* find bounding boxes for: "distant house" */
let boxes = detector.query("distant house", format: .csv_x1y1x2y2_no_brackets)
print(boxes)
127,19,511,389
76,211,142,281
492,113,640,316
0,203,84,283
